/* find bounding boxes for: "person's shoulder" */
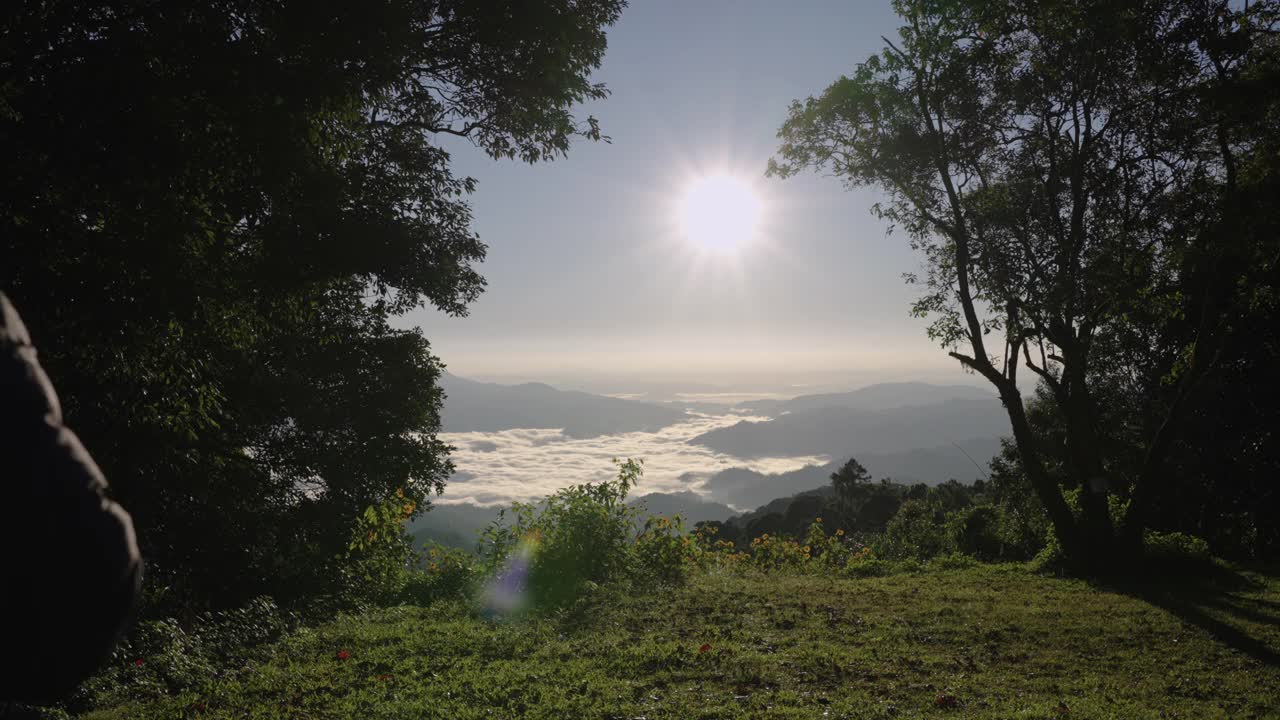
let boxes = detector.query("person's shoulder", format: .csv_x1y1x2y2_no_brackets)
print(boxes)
1,292,33,347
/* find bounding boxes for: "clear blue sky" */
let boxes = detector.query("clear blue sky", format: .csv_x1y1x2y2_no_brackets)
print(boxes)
402,0,968,392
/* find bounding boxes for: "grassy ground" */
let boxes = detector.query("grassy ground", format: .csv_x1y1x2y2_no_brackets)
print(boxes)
82,564,1280,719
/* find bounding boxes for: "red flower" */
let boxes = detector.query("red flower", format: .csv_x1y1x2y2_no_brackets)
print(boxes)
698,644,712,654
336,650,351,661
377,673,394,682
133,658,145,667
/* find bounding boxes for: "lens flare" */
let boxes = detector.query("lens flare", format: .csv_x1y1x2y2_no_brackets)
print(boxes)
481,531,540,617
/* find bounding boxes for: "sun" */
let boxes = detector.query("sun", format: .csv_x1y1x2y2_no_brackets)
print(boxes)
678,173,762,251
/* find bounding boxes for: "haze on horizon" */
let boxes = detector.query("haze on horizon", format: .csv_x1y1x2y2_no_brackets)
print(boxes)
398,1,963,390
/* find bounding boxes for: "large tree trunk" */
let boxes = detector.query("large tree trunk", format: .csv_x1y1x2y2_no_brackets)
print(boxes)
1060,374,1120,569
996,382,1086,563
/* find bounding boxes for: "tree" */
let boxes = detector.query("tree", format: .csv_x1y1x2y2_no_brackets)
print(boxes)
830,457,872,511
0,0,625,607
771,0,1279,569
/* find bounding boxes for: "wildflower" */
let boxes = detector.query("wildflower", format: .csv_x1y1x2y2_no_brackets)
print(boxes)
337,650,351,661
836,529,844,536
698,644,712,654
133,658,145,667
803,546,811,553
815,517,823,523
762,534,769,540
377,673,394,682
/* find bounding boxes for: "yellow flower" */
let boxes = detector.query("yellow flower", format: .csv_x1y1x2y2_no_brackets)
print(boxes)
803,546,811,553
762,534,769,540
836,529,844,536
815,517,823,523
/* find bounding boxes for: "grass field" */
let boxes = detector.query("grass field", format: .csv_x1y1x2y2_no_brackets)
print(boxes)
82,564,1280,719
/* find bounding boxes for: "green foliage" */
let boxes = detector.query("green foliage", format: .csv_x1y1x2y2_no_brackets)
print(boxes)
945,505,1006,561
0,0,625,610
400,543,478,606
747,532,811,573
633,515,698,585
878,500,946,561
927,552,980,571
72,597,295,710
88,567,1280,719
524,462,639,606
829,457,871,511
1143,531,1212,563
771,0,1280,569
477,458,664,608
342,489,421,602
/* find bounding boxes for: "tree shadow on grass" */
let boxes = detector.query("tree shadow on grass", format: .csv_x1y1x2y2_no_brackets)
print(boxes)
1104,562,1280,669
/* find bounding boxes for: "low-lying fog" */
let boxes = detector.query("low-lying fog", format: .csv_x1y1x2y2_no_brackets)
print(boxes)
438,410,829,507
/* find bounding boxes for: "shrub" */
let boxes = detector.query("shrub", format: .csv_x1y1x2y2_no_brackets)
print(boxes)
478,458,645,608
928,552,980,571
878,500,946,560
71,596,296,710
749,533,810,573
634,514,699,584
401,542,478,605
1143,530,1212,562
345,488,421,603
945,505,1006,560
804,518,851,571
844,554,891,578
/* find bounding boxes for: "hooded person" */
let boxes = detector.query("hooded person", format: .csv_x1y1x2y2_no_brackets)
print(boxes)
0,293,142,703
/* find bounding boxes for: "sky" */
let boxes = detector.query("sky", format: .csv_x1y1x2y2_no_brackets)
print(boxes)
401,0,973,394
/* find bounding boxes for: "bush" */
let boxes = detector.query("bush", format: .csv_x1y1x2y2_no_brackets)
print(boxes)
804,518,852,571
945,505,1006,560
1144,530,1212,562
478,458,646,609
401,542,478,605
843,555,892,578
748,533,810,573
928,552,980,571
634,514,698,584
71,596,296,710
878,500,946,560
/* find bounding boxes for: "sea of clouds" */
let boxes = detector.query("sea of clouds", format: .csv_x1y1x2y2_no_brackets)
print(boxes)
436,411,827,507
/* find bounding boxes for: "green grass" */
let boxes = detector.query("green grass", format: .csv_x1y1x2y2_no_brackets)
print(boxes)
83,565,1280,719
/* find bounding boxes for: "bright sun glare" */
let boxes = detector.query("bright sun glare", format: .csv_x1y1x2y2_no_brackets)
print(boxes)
679,173,761,252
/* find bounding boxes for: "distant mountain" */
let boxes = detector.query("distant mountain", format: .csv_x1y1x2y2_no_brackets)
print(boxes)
409,503,502,551
439,373,687,438
690,397,1008,459
697,437,1001,509
742,381,992,415
628,491,738,525
698,463,833,510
